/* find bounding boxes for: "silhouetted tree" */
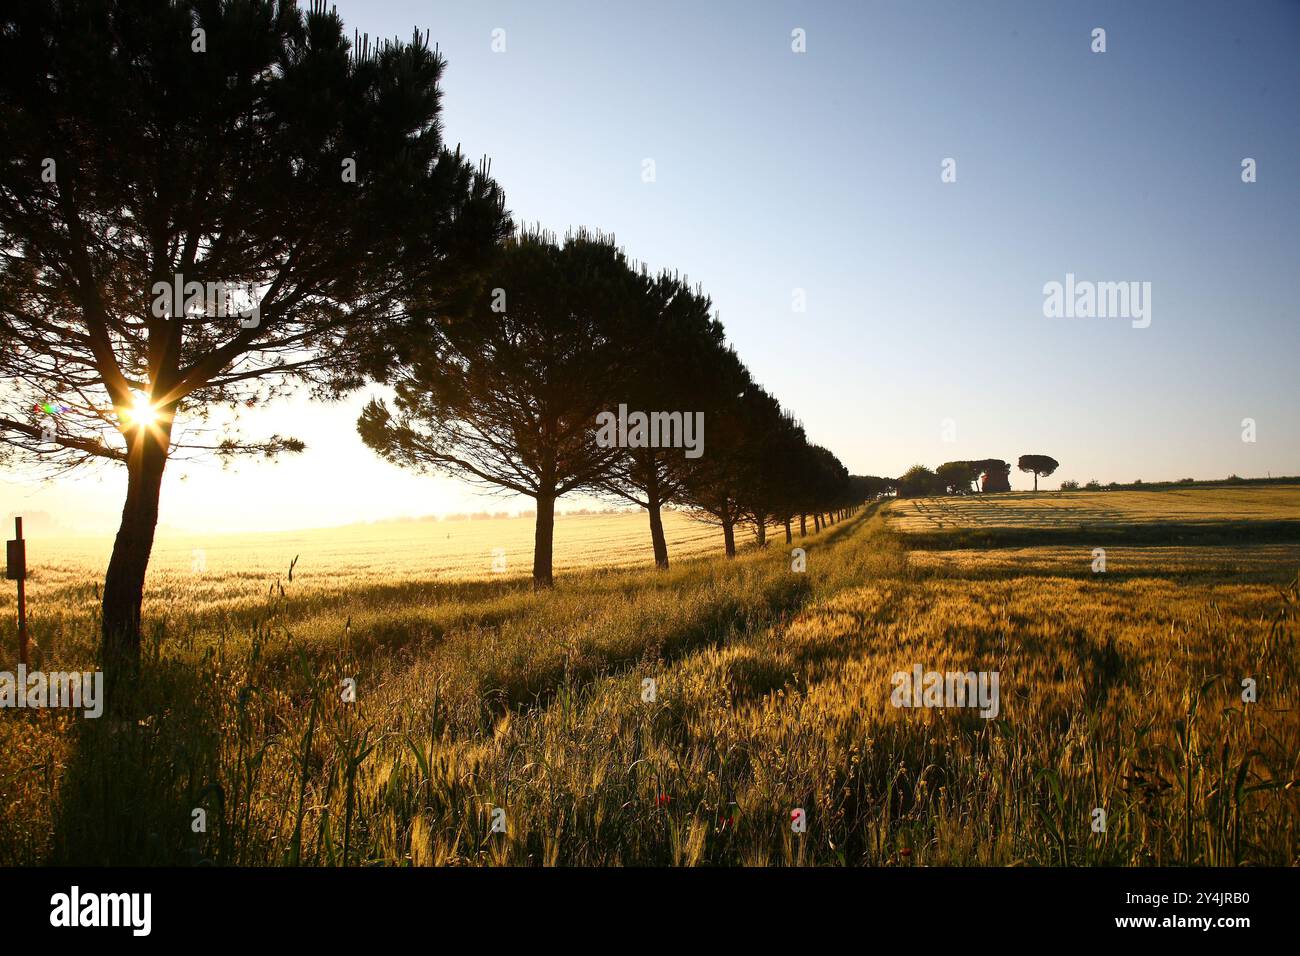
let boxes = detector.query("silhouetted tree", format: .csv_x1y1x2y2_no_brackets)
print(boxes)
742,407,810,546
358,228,643,588
1017,454,1059,492
729,393,790,547
0,0,510,675
803,443,851,527
589,271,731,569
976,459,1012,492
936,460,980,495
897,464,944,498
678,374,776,558
853,475,895,500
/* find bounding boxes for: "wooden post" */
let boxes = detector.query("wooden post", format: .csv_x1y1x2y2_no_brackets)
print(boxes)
17,518,26,666
8,517,27,666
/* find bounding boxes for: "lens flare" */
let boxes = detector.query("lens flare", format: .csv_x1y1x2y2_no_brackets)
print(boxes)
123,391,159,429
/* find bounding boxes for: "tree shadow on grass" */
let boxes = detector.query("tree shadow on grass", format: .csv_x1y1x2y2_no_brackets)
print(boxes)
49,657,223,866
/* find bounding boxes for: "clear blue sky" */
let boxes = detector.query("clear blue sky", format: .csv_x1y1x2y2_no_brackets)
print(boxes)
356,0,1300,483
4,0,1298,533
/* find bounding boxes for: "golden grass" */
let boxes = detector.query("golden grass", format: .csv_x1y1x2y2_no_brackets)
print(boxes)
0,510,721,665
13,508,720,590
1,493,1296,866
906,543,1300,581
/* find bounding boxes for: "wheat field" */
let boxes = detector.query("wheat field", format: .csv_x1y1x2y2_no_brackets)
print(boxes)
1,492,1297,866
887,485,1300,533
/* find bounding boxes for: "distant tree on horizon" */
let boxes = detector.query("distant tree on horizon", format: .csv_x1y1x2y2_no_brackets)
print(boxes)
853,475,896,500
1018,454,1060,492
976,459,1012,493
897,464,944,498
937,460,980,495
0,0,510,675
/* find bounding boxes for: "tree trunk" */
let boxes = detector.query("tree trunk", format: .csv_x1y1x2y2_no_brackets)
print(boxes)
755,519,766,547
647,494,669,570
813,513,821,533
784,519,792,544
1033,473,1038,492
799,513,806,537
722,519,736,558
533,489,556,588
102,421,171,679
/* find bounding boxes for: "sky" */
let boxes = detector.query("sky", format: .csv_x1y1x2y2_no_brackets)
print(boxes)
3,0,1298,535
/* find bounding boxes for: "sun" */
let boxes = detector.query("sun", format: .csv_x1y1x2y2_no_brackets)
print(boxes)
123,390,159,429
